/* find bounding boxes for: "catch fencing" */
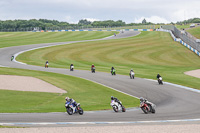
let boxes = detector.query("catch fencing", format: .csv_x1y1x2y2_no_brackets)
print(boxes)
161,25,200,56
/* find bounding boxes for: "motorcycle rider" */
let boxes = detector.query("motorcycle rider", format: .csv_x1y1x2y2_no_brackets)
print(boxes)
130,69,135,78
140,97,147,104
111,96,122,106
65,97,77,107
11,55,14,61
111,67,115,73
157,73,162,82
91,64,95,70
157,73,161,79
70,63,74,71
45,60,49,68
140,97,152,107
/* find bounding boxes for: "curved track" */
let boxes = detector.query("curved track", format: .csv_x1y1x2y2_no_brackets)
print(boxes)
0,31,200,126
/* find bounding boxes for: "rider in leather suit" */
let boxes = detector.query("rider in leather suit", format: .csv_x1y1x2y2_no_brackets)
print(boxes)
111,96,122,106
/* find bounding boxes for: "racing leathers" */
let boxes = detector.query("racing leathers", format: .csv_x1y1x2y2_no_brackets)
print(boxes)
66,98,77,107
112,97,122,106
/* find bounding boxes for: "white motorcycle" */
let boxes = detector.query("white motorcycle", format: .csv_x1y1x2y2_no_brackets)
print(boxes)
158,77,163,85
110,100,126,112
129,71,135,79
45,63,49,68
70,65,74,71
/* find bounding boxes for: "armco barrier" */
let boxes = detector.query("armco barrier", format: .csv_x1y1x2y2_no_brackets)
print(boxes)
157,29,200,56
162,25,200,53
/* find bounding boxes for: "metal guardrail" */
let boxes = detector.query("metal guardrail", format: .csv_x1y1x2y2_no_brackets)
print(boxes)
162,25,200,53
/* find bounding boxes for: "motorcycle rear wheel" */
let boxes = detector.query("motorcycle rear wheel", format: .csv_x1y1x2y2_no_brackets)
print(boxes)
152,108,155,113
122,106,126,112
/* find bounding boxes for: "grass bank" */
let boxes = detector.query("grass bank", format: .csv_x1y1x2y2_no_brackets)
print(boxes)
187,26,200,39
0,67,138,113
0,31,117,48
17,31,200,89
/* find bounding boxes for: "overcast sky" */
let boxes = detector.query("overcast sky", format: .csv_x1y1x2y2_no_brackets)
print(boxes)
0,0,199,24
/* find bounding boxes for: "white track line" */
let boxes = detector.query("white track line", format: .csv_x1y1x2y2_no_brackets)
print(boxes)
144,78,200,93
1,118,200,126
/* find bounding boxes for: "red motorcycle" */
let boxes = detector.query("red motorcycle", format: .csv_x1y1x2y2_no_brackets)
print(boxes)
140,101,155,114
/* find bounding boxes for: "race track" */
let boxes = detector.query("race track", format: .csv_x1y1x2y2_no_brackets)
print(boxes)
0,31,200,127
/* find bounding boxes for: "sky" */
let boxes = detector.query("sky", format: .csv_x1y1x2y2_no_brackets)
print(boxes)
0,0,200,24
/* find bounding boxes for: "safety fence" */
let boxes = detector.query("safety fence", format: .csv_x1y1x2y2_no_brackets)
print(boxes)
156,27,200,56
157,26,200,56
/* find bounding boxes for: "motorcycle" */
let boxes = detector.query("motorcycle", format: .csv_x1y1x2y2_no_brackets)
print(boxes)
65,101,83,115
111,69,116,75
91,67,95,73
140,101,156,114
70,65,74,71
11,56,14,61
158,77,163,85
45,63,49,68
129,71,135,79
110,100,126,112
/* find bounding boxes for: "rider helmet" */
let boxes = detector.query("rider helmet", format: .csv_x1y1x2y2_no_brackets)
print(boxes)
65,97,69,101
111,96,114,100
140,97,144,102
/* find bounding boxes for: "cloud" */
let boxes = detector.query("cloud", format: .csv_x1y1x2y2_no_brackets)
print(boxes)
171,10,200,22
0,0,200,23
134,16,170,24
84,18,99,22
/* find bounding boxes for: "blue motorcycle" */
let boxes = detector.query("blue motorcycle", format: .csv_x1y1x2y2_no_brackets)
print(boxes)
65,101,83,115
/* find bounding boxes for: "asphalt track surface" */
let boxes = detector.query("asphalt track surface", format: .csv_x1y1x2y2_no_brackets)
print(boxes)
0,31,200,127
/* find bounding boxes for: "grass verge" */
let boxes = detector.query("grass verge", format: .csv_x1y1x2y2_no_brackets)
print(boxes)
187,26,200,39
0,31,117,48
0,67,138,113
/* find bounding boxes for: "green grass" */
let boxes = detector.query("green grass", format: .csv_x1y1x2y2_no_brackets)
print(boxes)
17,31,200,89
187,26,200,39
175,24,190,29
0,31,117,48
0,67,139,113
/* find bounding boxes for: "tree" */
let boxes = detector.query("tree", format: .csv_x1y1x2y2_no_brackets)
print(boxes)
78,19,91,25
142,18,147,24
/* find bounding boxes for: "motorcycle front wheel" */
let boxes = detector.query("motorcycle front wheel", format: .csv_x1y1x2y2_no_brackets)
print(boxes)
78,107,84,115
67,108,73,115
141,107,148,114
113,106,118,112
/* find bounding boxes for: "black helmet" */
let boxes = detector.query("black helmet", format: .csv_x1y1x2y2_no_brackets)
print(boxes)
111,96,114,100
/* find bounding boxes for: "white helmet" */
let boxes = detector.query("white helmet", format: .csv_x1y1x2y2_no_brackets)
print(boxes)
65,97,69,101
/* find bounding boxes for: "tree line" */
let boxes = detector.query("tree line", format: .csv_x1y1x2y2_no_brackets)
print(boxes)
176,18,200,25
0,19,154,31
